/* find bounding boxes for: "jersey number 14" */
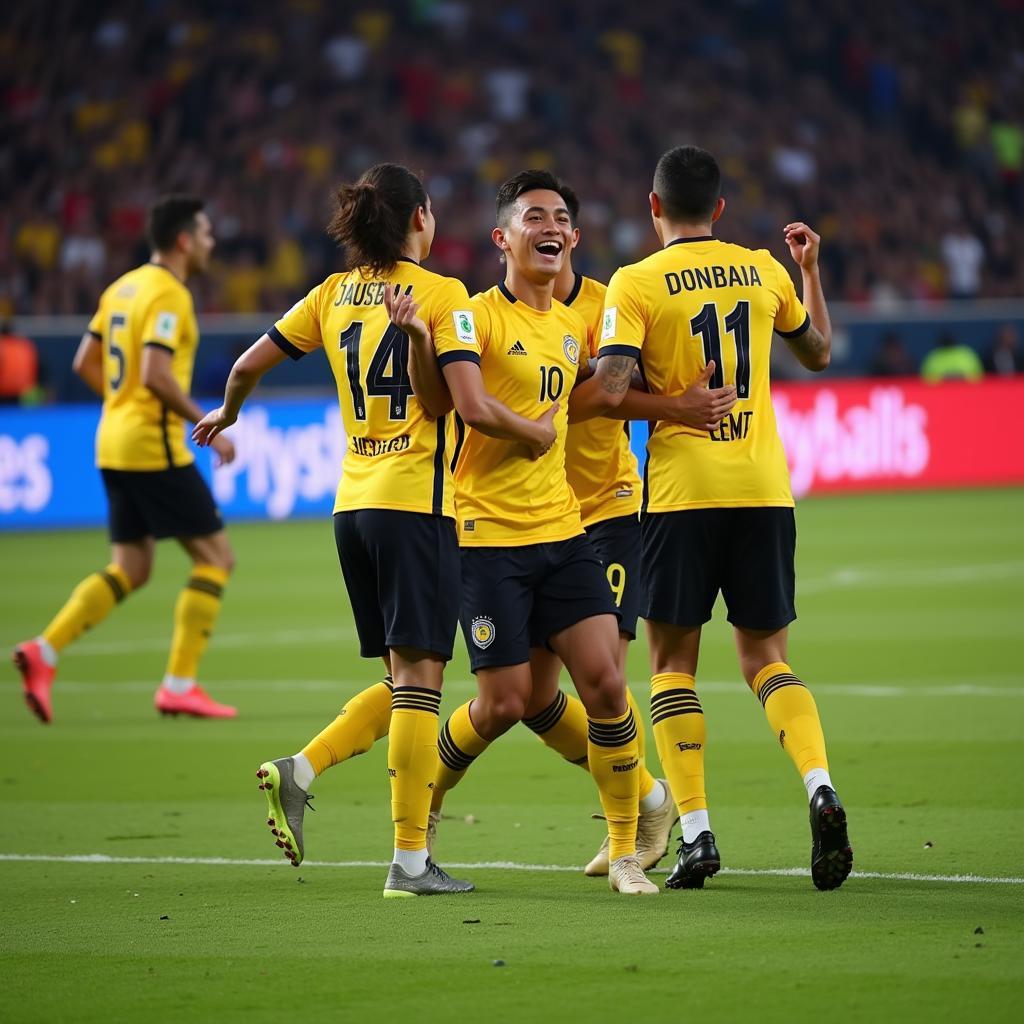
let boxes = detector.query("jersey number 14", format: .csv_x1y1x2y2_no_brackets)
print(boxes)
338,322,414,421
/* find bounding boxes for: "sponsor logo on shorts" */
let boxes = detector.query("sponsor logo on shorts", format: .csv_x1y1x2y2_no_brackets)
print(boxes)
612,758,639,773
563,335,580,365
676,742,702,752
470,616,495,649
350,435,411,456
463,519,475,532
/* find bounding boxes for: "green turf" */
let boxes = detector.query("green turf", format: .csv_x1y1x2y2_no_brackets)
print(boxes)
1,489,1022,1023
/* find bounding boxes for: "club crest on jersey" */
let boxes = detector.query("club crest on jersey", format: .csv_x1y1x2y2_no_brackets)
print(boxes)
470,616,495,649
563,335,580,365
602,306,617,341
453,309,477,344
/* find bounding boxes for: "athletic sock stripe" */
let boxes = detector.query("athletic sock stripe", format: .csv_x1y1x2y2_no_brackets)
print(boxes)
186,578,224,599
651,707,705,726
650,699,703,717
383,675,394,691
569,754,589,765
651,694,703,709
651,687,699,706
437,722,475,771
588,711,637,747
391,685,442,698
391,688,442,714
99,571,126,603
391,697,441,714
758,675,805,707
522,690,567,734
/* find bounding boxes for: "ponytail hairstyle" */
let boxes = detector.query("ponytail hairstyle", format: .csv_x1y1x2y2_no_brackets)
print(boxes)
327,163,428,277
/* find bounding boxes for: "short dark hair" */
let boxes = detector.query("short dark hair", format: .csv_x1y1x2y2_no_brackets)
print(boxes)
327,163,428,276
147,195,204,252
653,146,721,222
496,170,578,227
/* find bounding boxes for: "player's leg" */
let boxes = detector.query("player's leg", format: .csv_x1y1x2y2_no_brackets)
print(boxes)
724,508,852,890
539,535,655,894
383,644,472,897
642,509,721,889
158,527,236,717
259,511,393,866
431,544,537,821
12,468,152,723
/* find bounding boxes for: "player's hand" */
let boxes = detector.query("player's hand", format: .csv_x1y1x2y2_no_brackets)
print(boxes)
670,361,737,431
784,222,820,272
210,433,236,466
529,402,560,459
384,284,430,347
193,406,236,448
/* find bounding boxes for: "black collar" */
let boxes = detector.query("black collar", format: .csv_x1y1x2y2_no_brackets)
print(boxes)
397,256,419,265
563,272,583,307
666,235,715,247
497,280,517,304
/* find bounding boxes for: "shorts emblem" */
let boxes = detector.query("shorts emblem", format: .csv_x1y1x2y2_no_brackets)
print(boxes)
470,616,495,649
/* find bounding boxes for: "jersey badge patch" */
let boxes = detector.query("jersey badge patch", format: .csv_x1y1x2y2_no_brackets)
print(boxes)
155,312,178,341
470,616,495,650
453,310,477,344
563,335,580,365
602,307,617,341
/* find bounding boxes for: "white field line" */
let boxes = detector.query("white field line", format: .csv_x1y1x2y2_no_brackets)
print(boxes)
49,678,1024,698
797,560,1024,595
0,852,1020,886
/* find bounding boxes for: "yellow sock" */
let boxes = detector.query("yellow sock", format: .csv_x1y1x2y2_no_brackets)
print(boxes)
165,565,229,679
42,563,131,652
301,677,393,776
433,700,490,812
650,673,707,816
587,708,640,861
523,689,658,799
752,662,829,776
389,687,442,851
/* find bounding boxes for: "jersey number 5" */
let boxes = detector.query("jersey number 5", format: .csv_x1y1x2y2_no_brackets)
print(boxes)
689,301,751,398
108,313,128,392
338,322,414,421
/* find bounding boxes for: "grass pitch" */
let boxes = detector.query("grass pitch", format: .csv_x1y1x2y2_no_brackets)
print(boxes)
1,489,1022,1023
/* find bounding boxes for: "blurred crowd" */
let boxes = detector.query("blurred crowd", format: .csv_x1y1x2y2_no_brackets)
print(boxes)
2,0,1023,317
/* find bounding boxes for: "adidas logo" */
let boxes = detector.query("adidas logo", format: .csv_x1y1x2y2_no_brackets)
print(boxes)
507,340,528,356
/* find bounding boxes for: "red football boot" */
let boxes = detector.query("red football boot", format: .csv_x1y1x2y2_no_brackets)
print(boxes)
12,640,56,724
155,684,237,719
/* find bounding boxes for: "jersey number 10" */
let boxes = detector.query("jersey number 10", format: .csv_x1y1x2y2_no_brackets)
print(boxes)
338,322,415,421
689,300,751,398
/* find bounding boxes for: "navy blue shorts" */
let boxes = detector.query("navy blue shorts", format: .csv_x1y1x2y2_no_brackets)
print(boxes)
101,465,223,543
585,513,643,639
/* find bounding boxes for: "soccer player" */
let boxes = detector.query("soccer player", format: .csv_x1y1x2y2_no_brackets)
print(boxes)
428,169,657,895
194,163,555,897
572,146,853,891
12,195,238,722
514,179,740,876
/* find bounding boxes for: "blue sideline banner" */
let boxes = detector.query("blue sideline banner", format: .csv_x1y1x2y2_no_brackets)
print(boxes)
0,401,652,531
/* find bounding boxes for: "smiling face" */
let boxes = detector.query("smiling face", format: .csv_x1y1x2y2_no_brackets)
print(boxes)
492,188,573,284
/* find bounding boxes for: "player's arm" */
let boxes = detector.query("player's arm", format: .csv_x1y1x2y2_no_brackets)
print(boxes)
780,222,831,372
600,361,738,431
385,285,453,419
440,358,557,459
71,331,104,396
192,335,286,446
567,352,637,421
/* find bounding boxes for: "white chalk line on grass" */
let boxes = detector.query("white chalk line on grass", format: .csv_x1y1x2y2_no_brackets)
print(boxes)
49,678,1024,698
0,852,1020,886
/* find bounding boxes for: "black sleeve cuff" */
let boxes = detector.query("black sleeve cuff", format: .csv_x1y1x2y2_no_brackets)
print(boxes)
88,329,102,340
269,325,305,360
438,350,481,368
776,313,811,339
143,341,175,354
598,344,641,359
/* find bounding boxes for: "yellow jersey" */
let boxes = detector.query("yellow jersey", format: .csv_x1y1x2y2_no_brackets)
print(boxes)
271,259,472,517
562,274,641,527
89,263,199,470
600,236,810,511
449,282,586,547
